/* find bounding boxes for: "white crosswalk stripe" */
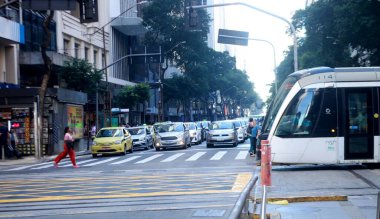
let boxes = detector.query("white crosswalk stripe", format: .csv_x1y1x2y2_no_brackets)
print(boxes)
135,154,163,164
5,162,52,171
31,160,71,170
110,156,141,165
186,152,206,161
235,151,248,160
161,153,185,162
61,159,94,167
2,150,254,171
83,157,120,167
210,151,227,160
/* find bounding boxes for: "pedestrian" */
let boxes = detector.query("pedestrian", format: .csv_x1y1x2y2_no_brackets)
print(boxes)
250,120,261,157
246,118,254,156
90,123,96,139
53,127,79,168
9,128,22,159
0,123,9,159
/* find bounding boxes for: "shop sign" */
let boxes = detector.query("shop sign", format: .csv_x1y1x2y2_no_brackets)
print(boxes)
67,105,83,139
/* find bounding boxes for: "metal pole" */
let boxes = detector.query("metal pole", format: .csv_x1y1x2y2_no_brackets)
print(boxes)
190,2,298,71
260,185,267,219
96,83,99,136
34,96,39,159
377,190,380,219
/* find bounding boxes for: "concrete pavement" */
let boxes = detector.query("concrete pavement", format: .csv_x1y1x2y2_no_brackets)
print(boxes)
252,164,380,219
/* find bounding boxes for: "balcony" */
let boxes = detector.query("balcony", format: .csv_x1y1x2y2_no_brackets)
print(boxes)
0,14,24,44
110,17,146,36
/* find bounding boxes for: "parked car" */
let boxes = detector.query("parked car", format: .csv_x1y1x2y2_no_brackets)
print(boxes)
91,127,133,158
196,120,211,141
153,122,191,151
206,120,238,147
185,122,202,145
126,126,153,150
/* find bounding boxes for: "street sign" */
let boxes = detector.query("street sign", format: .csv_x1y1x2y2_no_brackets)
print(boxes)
217,29,249,46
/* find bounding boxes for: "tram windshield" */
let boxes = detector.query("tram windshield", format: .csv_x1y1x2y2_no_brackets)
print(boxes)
262,76,298,134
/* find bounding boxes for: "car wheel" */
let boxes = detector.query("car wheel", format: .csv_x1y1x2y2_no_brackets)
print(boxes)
92,154,98,158
121,145,127,156
207,144,213,148
128,145,133,153
155,147,160,151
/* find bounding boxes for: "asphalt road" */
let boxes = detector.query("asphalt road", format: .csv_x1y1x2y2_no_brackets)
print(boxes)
0,140,257,219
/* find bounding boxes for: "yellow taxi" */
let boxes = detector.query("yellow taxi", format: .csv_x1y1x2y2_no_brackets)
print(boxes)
91,127,133,158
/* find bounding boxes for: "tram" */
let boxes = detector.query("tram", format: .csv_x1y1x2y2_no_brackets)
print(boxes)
260,67,380,164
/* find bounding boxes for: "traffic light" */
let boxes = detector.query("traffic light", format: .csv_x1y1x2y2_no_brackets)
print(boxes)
185,0,203,30
79,0,99,23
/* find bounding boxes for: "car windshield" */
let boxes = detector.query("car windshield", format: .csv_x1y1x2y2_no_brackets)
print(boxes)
96,129,123,138
210,122,233,130
127,128,145,135
155,124,184,133
187,123,196,130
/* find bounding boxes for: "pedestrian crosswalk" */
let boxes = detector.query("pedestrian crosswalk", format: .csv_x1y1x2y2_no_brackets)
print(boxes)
3,150,254,172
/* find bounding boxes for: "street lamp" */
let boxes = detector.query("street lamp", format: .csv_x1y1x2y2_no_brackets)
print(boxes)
188,2,298,71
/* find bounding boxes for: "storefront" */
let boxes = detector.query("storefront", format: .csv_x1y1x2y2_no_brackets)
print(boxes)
0,88,87,156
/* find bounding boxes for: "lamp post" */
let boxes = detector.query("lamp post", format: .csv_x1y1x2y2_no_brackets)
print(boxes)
189,2,298,71
159,41,187,122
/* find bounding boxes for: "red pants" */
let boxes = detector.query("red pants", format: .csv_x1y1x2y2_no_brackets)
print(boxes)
54,143,77,166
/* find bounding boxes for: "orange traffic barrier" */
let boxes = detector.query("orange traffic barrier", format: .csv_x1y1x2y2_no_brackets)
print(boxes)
261,140,272,186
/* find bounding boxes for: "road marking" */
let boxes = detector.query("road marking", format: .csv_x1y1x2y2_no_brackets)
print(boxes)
61,159,94,167
135,154,163,164
235,151,248,160
4,162,52,171
210,151,227,160
161,153,185,162
186,152,206,161
231,173,251,192
31,160,71,170
110,156,141,164
83,157,119,167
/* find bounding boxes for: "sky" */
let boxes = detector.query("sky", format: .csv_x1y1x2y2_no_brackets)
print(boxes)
212,0,307,101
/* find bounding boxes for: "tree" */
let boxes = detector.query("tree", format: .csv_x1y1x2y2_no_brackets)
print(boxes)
60,58,103,94
272,0,380,103
37,10,54,159
115,83,151,122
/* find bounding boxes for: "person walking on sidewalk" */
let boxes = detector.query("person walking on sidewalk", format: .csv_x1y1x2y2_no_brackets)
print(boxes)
0,123,9,159
54,127,79,168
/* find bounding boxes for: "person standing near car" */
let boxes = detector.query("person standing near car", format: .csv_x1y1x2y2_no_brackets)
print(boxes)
250,120,261,157
54,127,79,168
0,123,9,159
246,118,254,156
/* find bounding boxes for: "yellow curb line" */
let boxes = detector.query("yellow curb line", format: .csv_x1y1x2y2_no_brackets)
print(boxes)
255,195,347,203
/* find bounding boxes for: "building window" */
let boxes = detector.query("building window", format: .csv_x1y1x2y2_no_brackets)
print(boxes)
63,39,70,55
74,43,80,58
93,50,98,67
84,47,89,61
102,53,105,68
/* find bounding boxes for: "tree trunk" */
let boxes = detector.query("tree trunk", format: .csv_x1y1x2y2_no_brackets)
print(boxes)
37,10,54,159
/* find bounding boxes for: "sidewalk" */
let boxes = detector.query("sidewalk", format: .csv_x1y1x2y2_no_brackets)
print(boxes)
0,150,91,168
252,164,380,219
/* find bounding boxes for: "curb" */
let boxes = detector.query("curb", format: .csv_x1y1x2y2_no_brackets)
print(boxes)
255,195,348,203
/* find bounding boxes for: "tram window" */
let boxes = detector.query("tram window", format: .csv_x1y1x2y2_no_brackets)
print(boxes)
275,88,323,138
313,88,337,137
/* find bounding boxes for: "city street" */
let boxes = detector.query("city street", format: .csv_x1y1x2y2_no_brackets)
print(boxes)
0,141,257,219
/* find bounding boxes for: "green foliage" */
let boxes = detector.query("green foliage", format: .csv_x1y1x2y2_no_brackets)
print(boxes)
59,58,102,94
115,83,151,108
273,0,380,101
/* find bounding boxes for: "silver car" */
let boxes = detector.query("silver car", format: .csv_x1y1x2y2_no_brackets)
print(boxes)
207,120,238,147
153,122,191,151
126,126,154,150
185,122,202,145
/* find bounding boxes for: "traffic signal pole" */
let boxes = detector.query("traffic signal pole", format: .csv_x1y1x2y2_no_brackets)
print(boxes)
188,2,298,72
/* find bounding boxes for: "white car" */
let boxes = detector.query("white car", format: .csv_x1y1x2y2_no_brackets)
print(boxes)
230,120,245,143
185,122,202,145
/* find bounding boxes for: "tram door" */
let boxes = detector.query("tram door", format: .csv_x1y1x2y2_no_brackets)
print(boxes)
343,88,377,160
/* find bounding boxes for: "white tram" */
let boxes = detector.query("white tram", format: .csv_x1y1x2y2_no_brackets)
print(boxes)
260,67,380,164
